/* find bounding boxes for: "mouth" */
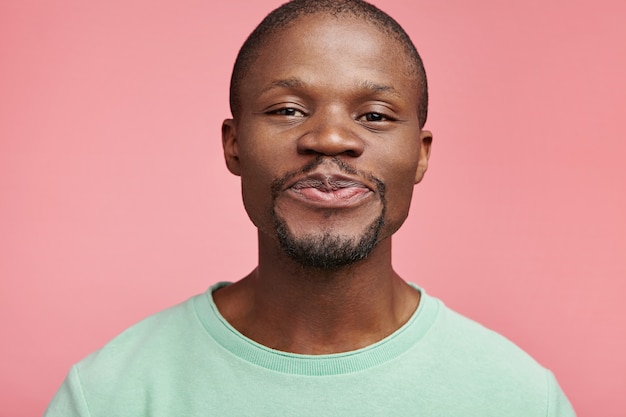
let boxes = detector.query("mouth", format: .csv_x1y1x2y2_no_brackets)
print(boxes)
284,173,374,208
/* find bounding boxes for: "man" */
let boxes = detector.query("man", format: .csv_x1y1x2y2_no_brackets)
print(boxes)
45,0,575,415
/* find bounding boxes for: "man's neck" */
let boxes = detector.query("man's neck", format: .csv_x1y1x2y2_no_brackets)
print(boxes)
212,235,420,355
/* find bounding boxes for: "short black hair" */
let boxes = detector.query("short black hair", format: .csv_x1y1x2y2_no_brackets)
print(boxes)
229,0,429,128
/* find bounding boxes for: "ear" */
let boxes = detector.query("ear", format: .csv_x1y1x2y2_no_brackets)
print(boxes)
414,130,432,184
222,119,241,176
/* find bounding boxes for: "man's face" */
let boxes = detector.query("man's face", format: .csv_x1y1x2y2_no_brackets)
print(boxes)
222,14,431,268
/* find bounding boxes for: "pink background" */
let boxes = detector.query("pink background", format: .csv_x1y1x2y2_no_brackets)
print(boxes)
1,0,625,415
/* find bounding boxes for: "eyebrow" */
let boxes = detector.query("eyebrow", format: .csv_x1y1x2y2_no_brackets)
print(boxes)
259,77,403,99
259,78,306,95
359,80,402,98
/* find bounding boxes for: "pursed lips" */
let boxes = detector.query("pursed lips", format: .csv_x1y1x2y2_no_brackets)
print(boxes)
284,173,374,207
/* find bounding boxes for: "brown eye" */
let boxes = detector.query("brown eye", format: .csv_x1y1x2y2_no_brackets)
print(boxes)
365,113,385,121
361,112,395,122
269,108,305,117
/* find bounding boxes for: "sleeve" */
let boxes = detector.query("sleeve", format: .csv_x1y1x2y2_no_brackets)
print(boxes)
546,370,576,417
43,366,92,417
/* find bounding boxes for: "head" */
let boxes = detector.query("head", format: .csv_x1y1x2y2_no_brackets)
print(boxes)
222,0,432,269
230,0,429,129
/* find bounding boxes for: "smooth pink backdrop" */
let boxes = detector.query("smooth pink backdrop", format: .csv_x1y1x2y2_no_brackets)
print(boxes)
1,0,624,416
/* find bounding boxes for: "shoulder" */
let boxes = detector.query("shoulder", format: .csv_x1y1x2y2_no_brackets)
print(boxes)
74,290,214,387
413,292,575,415
423,293,543,369
45,291,216,416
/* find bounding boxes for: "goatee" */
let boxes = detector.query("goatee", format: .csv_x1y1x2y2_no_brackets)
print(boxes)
270,156,387,270
273,211,385,269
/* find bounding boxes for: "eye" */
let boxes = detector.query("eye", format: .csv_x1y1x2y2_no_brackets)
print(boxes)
364,112,385,122
359,112,396,122
267,107,306,117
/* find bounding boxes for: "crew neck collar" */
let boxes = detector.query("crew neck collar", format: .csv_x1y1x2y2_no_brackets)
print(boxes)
193,281,438,376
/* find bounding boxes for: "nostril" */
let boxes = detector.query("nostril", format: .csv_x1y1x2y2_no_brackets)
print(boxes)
343,148,361,158
297,128,365,157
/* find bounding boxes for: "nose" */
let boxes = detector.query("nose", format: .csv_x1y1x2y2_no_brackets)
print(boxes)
297,112,365,157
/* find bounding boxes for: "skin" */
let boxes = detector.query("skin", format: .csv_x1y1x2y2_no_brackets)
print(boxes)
217,14,432,355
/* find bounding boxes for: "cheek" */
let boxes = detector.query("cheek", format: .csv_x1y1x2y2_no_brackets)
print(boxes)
378,151,421,230
237,123,296,179
236,153,275,231
385,176,416,218
379,181,416,239
236,141,296,233
239,173,274,233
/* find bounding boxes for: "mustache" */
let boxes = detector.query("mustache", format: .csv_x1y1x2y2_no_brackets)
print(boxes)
270,156,386,199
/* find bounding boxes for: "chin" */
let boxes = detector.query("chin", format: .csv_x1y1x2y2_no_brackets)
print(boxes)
273,211,385,269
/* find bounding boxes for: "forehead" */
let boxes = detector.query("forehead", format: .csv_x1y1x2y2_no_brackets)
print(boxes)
270,14,410,70
240,14,419,100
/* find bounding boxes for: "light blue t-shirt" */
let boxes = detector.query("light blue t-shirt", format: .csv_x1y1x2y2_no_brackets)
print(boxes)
45,283,576,416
